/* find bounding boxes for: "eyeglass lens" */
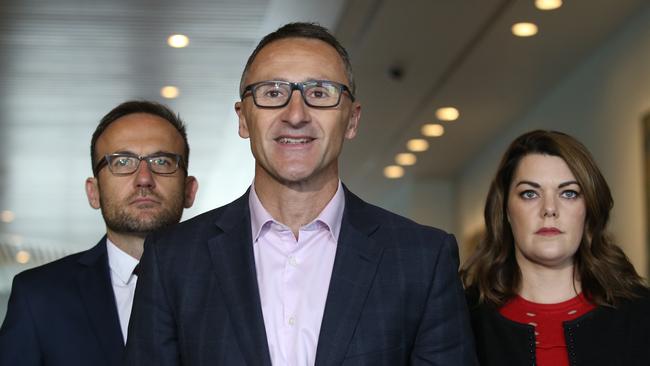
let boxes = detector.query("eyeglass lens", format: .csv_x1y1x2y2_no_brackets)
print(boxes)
253,81,342,107
108,155,178,174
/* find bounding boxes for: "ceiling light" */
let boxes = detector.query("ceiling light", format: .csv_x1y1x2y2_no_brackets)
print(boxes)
407,139,429,152
395,153,417,166
535,0,562,10
161,86,180,99
512,22,538,37
15,250,30,264
1,210,15,223
384,165,404,179
421,124,445,137
435,107,459,121
167,34,189,48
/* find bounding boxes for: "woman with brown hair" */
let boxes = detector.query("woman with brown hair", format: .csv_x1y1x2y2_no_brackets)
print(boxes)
461,130,649,366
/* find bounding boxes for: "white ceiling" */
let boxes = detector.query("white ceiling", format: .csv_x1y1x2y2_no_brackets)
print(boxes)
1,0,647,293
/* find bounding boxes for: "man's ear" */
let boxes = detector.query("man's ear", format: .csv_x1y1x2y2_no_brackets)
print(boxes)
235,101,250,139
344,102,361,140
85,177,101,209
183,176,199,208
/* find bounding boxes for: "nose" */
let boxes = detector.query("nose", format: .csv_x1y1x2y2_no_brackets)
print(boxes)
134,160,155,189
281,90,310,127
542,195,558,218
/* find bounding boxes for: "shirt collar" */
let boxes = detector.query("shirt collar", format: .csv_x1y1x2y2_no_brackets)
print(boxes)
248,180,345,243
106,238,140,285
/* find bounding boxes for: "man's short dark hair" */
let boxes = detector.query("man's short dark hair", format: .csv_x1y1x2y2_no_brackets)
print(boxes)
239,22,356,95
90,100,189,176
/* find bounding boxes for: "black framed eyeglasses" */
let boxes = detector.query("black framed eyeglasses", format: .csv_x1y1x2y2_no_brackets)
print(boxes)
94,152,185,176
240,80,355,108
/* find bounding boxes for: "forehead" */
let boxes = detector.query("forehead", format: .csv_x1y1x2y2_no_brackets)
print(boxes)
245,37,348,85
96,113,184,155
512,154,576,183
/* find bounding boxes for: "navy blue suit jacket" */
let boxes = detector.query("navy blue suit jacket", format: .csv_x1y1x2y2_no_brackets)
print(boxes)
126,188,477,365
0,238,124,366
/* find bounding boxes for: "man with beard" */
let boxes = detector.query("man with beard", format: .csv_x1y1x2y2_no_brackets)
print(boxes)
0,100,198,366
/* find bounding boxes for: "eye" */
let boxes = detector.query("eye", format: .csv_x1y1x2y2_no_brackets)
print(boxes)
150,156,172,166
112,157,134,167
264,89,284,98
305,84,335,99
561,190,580,199
519,190,538,199
256,83,287,99
306,87,330,99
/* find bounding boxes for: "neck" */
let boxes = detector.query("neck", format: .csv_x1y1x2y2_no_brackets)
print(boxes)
517,261,581,304
106,229,146,260
253,168,339,238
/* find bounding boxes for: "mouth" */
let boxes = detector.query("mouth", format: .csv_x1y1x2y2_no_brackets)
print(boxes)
275,136,316,145
130,197,160,206
535,227,562,235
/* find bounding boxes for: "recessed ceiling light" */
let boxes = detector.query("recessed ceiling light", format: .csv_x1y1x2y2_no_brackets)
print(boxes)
407,139,429,152
535,0,562,10
167,34,189,48
395,153,417,166
384,165,404,179
512,22,538,37
161,86,180,99
435,107,459,121
1,210,15,223
421,124,445,137
15,250,30,264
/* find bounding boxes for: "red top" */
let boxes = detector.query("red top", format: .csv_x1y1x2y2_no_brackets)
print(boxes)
500,294,595,366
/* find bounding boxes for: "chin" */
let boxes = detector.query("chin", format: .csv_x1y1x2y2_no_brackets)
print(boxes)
270,166,319,184
536,255,574,268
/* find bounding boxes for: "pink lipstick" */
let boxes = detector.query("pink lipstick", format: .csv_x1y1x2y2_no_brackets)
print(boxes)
535,227,562,236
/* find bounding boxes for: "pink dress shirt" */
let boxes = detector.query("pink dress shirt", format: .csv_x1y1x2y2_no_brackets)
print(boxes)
249,182,344,366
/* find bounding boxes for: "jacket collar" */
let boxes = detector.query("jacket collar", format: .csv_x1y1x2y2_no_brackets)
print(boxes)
76,236,126,363
208,185,384,366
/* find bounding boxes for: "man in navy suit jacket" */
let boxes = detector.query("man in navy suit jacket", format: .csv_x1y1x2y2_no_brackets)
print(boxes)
0,101,198,366
126,23,477,365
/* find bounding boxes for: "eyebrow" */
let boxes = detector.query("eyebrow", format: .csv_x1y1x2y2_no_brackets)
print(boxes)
109,150,175,156
515,180,580,188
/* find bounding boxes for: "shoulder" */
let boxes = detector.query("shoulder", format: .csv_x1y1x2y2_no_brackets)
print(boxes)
8,243,104,301
613,287,650,316
144,194,249,262
153,193,247,239
13,250,89,289
573,288,650,331
344,188,453,243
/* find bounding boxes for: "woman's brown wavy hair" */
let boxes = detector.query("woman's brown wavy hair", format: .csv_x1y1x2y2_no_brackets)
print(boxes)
461,130,647,307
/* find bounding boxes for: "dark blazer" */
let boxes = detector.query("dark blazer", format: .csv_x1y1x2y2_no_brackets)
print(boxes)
0,238,124,366
126,188,477,366
466,288,650,366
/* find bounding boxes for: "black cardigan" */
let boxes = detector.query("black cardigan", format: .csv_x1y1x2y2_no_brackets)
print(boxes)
466,289,650,366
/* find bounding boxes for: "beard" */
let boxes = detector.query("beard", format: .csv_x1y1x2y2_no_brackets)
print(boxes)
99,186,185,235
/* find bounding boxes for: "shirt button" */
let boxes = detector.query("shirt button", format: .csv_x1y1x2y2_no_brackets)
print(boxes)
288,256,298,266
288,317,296,326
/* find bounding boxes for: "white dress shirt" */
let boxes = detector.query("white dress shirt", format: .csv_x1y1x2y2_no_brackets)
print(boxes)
106,238,139,344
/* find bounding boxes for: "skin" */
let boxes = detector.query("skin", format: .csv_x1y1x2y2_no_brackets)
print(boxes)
235,38,361,236
85,113,198,259
507,153,586,303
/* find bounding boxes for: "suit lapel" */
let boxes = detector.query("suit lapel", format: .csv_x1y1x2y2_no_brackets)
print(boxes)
207,193,272,366
77,238,125,365
315,189,384,366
